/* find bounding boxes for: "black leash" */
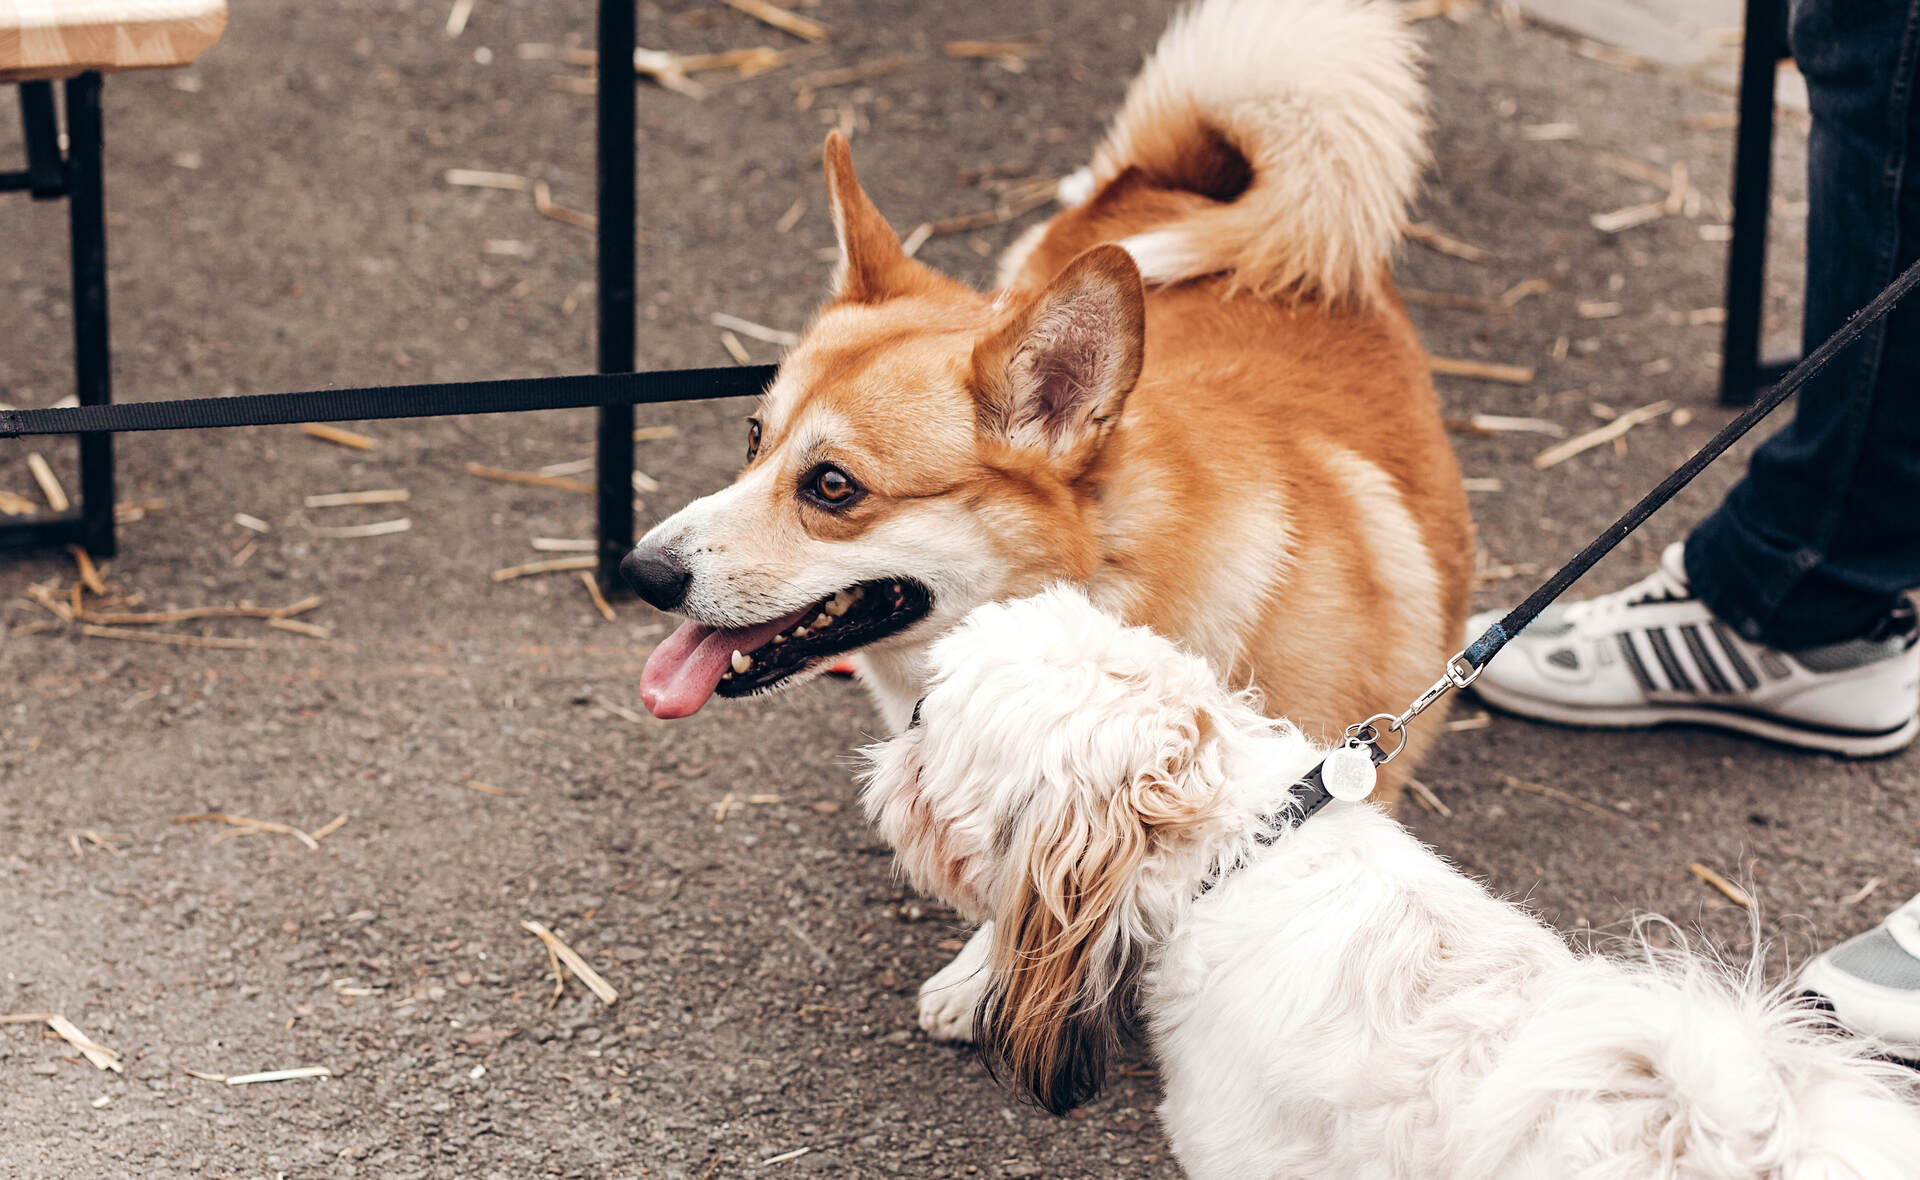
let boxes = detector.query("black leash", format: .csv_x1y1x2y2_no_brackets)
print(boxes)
0,365,778,438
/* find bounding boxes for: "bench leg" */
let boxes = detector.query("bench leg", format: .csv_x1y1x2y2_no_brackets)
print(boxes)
66,72,116,558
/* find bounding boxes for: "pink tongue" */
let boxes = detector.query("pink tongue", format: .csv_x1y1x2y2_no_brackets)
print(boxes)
639,605,814,718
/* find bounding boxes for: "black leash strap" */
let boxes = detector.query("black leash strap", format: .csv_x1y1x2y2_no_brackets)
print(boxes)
0,365,778,439
1465,253,1920,673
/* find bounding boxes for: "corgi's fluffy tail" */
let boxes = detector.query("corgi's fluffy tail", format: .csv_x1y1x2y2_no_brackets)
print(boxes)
1082,0,1427,307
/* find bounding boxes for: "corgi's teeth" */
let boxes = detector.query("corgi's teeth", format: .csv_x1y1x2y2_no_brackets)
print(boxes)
812,613,833,629
793,626,810,639
731,650,752,674
721,671,733,681
825,591,852,616
771,634,786,645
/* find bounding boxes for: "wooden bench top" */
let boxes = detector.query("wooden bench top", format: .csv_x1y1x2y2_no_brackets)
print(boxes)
1,0,226,84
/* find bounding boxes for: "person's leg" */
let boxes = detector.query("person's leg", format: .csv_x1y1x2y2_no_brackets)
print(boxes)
1685,0,1920,650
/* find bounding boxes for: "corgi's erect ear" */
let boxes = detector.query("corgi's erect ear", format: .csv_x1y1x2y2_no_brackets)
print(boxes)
822,131,947,304
970,244,1145,464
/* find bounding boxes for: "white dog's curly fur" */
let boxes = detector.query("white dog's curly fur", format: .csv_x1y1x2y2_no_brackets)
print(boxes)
860,588,1920,1179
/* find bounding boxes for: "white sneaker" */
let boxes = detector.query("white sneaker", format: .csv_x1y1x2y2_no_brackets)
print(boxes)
1800,893,1920,1060
1466,543,1920,757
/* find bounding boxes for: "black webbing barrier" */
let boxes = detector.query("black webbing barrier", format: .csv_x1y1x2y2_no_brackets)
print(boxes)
0,365,778,439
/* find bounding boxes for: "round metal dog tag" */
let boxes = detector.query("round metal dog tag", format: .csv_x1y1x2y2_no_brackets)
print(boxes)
1321,742,1378,802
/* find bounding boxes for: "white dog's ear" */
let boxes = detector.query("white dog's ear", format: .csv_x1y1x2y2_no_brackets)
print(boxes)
970,244,1145,467
822,131,955,304
977,695,1216,1115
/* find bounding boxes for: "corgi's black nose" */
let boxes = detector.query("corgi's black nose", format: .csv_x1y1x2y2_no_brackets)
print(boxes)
620,545,691,610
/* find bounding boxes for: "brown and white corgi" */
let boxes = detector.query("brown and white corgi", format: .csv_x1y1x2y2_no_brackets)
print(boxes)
625,0,1473,802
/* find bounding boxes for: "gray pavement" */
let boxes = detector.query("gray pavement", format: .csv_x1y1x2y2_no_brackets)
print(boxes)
1,1,1912,1176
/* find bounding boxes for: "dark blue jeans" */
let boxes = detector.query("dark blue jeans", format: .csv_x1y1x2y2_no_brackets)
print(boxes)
1685,0,1920,649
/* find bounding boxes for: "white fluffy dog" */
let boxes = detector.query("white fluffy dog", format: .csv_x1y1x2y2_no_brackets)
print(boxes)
860,587,1920,1179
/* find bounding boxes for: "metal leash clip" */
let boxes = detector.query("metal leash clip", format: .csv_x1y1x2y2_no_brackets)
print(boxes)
1325,647,1482,799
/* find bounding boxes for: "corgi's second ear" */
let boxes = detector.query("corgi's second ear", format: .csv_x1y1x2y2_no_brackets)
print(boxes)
970,244,1145,466
822,131,952,304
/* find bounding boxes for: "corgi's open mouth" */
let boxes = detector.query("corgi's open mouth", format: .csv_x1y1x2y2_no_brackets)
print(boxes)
640,579,933,718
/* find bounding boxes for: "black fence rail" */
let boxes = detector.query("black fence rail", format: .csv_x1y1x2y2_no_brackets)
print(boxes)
0,0,755,590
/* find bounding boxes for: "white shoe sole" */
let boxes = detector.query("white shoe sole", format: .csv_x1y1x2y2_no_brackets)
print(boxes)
1799,956,1920,1058
1471,679,1920,758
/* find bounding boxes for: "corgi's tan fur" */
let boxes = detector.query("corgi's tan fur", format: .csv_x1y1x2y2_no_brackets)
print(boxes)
633,0,1472,803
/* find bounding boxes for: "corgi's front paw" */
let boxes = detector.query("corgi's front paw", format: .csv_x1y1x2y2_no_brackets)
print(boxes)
917,923,993,1042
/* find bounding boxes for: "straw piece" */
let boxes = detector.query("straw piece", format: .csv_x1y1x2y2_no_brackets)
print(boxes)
520,921,618,1005
719,330,753,365
173,812,321,850
311,814,349,841
631,48,711,99
445,168,532,191
80,594,321,626
491,555,598,582
761,1147,814,1166
1461,477,1503,493
23,583,74,621
1429,356,1535,385
1520,122,1579,141
1455,414,1566,437
0,489,37,515
945,40,1048,60
1577,300,1624,319
467,463,593,494
43,1015,121,1072
26,453,69,512
466,780,523,796
82,625,262,650
710,313,800,347
1532,400,1672,469
310,519,411,539
304,489,409,508
301,423,378,450
713,793,736,823
1687,862,1754,909
774,199,806,233
794,55,916,93
1590,201,1668,234
67,546,106,595
720,0,827,42
1406,223,1490,262
233,512,271,533
634,425,678,442
531,537,596,552
445,0,475,38
1444,712,1492,732
580,571,616,622
1404,777,1453,818
1502,776,1622,821
1843,876,1884,907
1500,277,1551,307
533,180,597,231
225,1066,332,1086
267,617,332,639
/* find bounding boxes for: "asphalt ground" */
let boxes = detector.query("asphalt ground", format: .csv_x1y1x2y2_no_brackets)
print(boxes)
2,1,1912,1177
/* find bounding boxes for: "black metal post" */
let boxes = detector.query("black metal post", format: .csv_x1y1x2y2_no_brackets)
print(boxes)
65,72,115,557
595,0,637,591
18,82,65,196
1719,0,1794,406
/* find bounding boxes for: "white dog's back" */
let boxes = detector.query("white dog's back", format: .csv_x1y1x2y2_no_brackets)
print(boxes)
1153,806,1920,1180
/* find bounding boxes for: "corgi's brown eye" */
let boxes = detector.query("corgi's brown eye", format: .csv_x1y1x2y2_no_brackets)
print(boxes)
804,464,861,508
746,419,762,462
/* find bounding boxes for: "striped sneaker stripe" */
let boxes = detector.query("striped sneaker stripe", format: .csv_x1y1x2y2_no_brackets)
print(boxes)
1645,627,1696,692
1616,631,1658,692
1710,623,1761,690
1680,624,1733,693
